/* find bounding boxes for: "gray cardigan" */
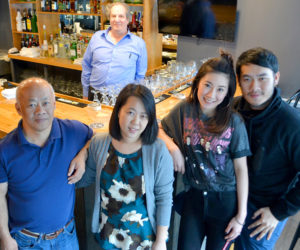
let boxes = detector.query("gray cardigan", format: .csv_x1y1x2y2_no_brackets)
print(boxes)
77,133,174,234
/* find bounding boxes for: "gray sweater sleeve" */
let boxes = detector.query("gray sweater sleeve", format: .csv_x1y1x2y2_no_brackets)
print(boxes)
154,140,174,227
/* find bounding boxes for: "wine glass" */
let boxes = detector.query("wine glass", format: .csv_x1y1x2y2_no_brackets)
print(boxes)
87,90,104,129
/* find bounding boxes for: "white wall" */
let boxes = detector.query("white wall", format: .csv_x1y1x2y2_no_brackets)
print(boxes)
177,0,300,97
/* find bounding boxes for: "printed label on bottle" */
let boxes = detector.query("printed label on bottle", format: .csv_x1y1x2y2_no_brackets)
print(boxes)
54,44,58,54
22,21,26,31
52,3,57,11
70,49,76,56
27,20,32,31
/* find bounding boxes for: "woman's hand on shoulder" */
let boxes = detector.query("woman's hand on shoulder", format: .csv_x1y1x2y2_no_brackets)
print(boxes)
170,147,185,174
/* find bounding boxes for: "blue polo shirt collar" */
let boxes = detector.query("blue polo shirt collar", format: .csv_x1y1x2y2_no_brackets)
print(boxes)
17,118,62,146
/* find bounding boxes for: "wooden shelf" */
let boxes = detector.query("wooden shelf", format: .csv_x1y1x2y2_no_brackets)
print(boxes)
8,54,82,71
102,3,143,7
10,1,36,4
13,31,39,35
162,43,177,51
37,11,101,16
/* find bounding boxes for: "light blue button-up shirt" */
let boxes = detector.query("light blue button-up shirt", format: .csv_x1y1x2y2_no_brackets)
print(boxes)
81,28,148,97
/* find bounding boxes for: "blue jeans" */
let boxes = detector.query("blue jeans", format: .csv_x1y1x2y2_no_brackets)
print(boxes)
11,220,79,250
178,188,237,250
235,201,288,250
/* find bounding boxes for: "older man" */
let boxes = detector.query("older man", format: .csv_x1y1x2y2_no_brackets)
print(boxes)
81,2,148,100
0,78,93,250
234,47,300,249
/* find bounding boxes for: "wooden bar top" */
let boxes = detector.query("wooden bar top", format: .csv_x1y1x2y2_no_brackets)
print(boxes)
0,87,111,138
0,83,241,139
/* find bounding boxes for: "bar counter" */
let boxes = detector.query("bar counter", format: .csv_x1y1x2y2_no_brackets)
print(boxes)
0,84,194,139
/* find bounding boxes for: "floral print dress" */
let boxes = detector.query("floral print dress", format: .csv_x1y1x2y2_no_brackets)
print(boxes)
98,144,154,250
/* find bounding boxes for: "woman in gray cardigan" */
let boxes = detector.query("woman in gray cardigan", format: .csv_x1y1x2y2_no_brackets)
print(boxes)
77,84,174,250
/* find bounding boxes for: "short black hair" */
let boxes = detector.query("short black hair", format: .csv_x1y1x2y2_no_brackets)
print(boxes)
236,47,279,80
109,84,158,145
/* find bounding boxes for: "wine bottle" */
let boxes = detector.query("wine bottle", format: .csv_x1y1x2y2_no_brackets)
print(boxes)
22,10,27,32
26,8,32,32
16,9,22,32
31,9,38,33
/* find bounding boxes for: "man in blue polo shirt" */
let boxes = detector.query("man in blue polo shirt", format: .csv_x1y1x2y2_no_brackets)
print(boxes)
0,77,93,250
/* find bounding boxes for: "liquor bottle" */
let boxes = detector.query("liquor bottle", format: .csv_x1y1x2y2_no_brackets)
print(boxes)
28,35,32,47
76,35,83,58
32,35,37,47
62,0,67,12
64,34,71,58
36,35,40,47
130,12,137,33
66,0,70,12
52,0,58,12
58,34,66,58
22,10,27,32
70,0,77,13
53,33,59,57
31,9,38,33
48,34,54,57
45,0,52,12
69,35,77,60
137,12,143,38
41,24,48,57
93,0,97,14
16,9,22,32
24,34,29,48
83,36,90,54
26,8,32,32
41,0,46,12
21,34,25,48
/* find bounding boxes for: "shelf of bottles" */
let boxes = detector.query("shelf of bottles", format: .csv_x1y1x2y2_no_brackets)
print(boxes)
10,0,146,71
10,1,37,4
39,0,96,14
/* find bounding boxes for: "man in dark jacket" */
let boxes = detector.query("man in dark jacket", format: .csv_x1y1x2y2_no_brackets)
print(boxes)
234,47,300,249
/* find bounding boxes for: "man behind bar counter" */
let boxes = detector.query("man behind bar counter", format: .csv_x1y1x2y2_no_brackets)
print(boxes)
81,2,147,100
234,47,300,249
0,78,93,250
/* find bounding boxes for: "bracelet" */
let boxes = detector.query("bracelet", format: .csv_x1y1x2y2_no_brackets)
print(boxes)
234,217,245,226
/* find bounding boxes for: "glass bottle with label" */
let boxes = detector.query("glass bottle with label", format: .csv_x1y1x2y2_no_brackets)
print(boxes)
70,0,77,13
70,35,77,60
16,9,22,32
41,0,46,12
31,9,38,33
45,0,52,12
26,8,32,32
41,24,48,57
22,9,27,32
52,0,58,12
21,34,25,48
66,0,71,12
53,33,59,57
48,34,54,57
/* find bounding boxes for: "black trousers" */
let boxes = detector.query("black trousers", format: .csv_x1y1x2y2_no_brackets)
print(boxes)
178,188,237,250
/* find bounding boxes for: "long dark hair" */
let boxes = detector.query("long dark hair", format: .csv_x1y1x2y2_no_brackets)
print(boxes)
187,49,236,134
109,84,158,144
